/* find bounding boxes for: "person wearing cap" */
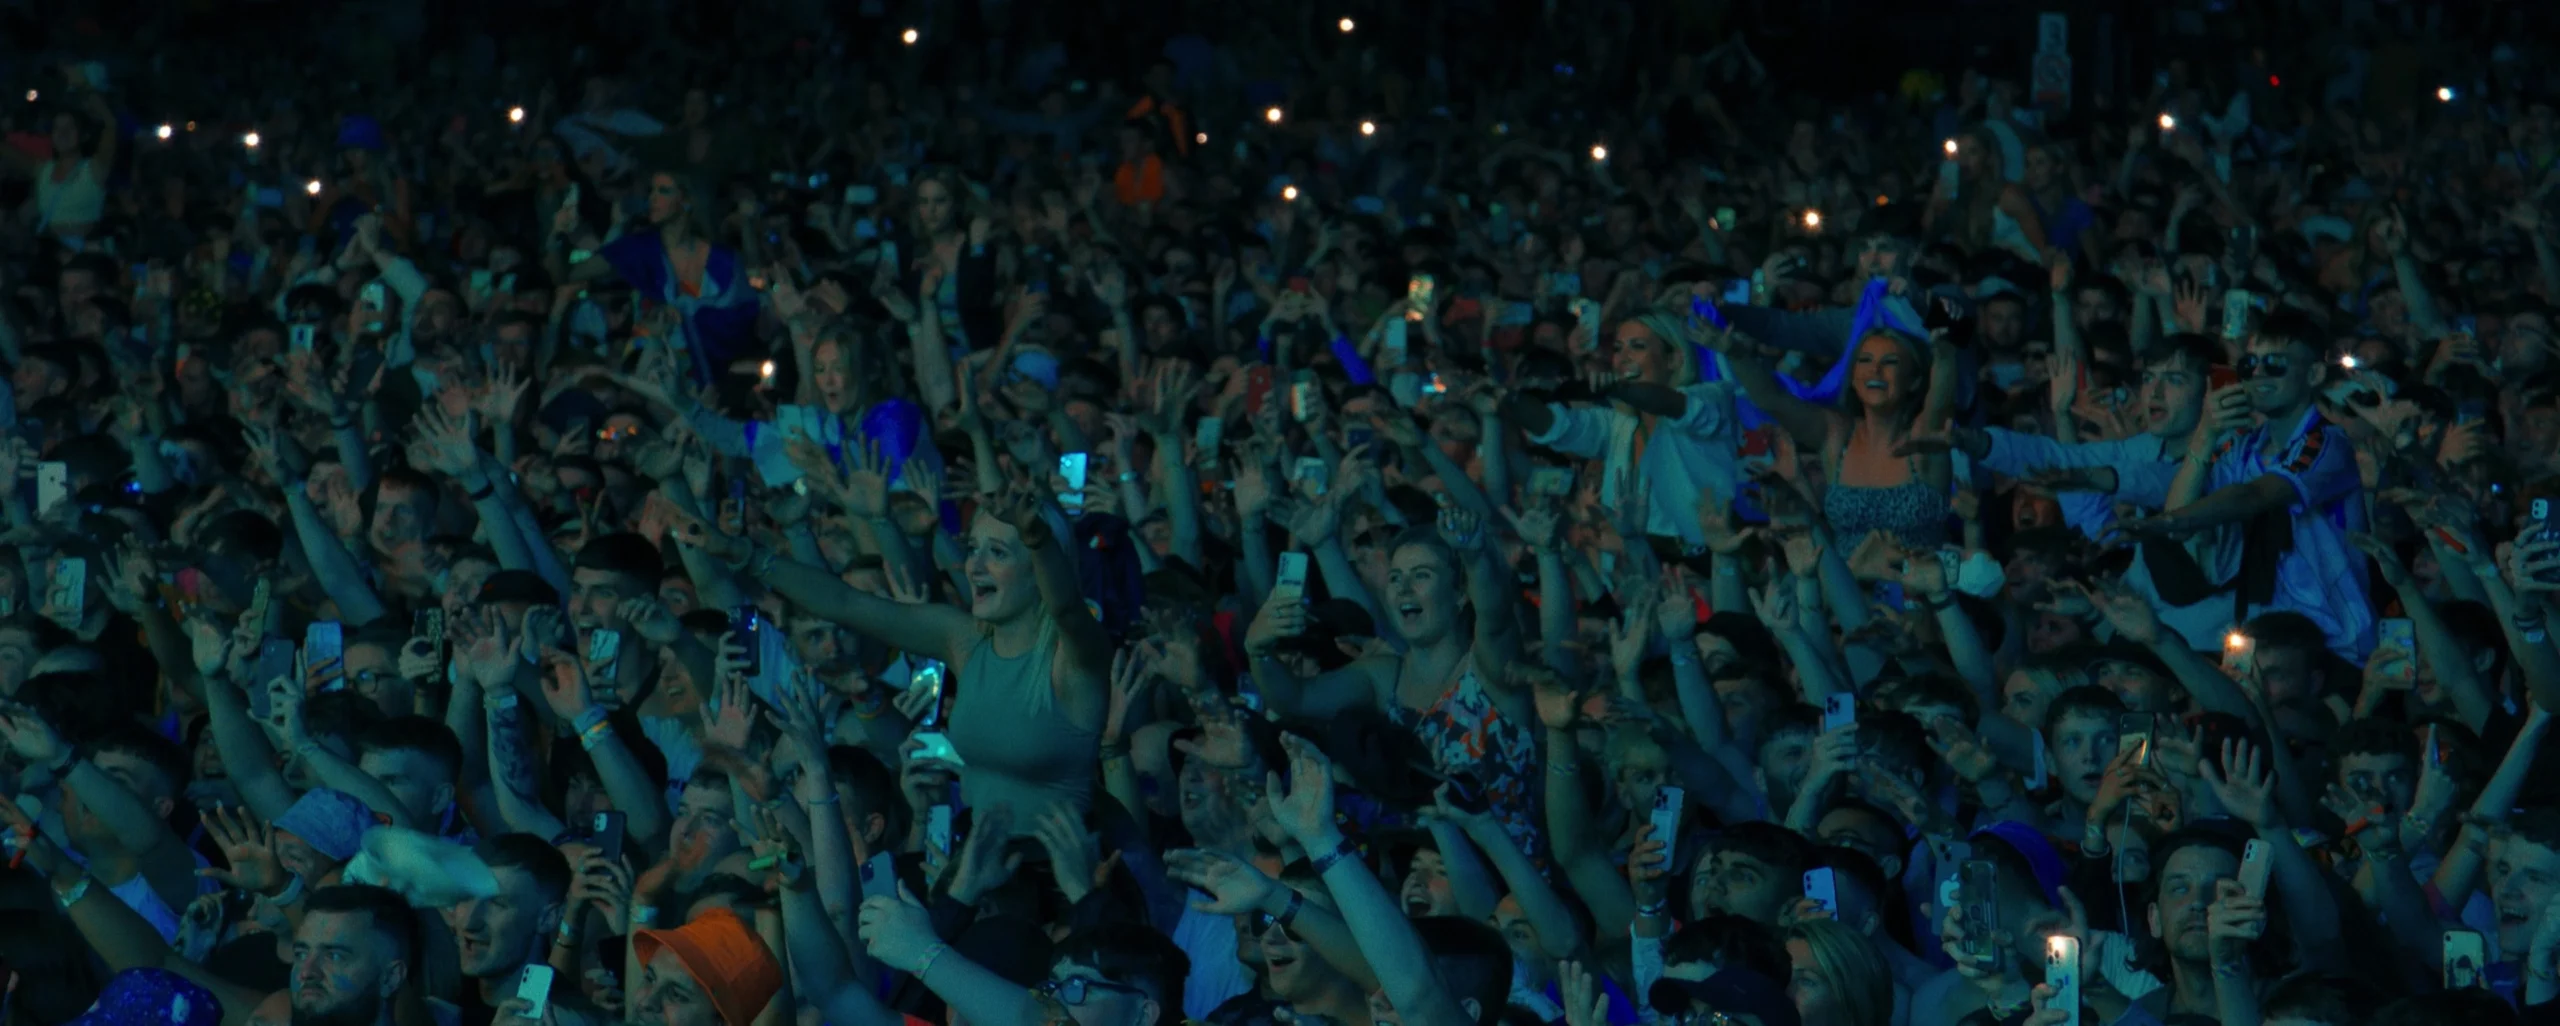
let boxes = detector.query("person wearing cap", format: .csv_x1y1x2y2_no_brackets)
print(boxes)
613,906,783,1026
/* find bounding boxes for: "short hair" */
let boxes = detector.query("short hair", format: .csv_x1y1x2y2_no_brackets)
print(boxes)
1054,923,1190,1016
2253,309,2325,355
356,716,464,784
1708,822,1820,886
1411,917,1511,1026
476,833,573,908
91,724,191,799
1662,915,1787,979
2043,685,2128,737
574,532,665,582
303,884,421,964
1859,710,1931,783
1761,703,1822,744
2331,718,2417,764
2150,333,2224,374
825,745,908,847
2261,976,2363,1026
305,691,385,747
2512,807,2560,854
1874,673,1981,727
1701,612,1785,670
2242,611,2327,656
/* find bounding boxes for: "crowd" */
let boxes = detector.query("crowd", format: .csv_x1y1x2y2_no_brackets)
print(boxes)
0,0,2556,1024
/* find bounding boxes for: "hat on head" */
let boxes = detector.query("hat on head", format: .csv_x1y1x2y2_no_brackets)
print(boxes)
68,968,221,1026
1972,820,2067,906
1010,348,1062,391
1648,969,1800,1026
273,787,379,864
633,909,783,1026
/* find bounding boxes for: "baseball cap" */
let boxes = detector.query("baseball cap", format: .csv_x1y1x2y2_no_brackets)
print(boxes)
1648,969,1800,1026
633,909,783,1026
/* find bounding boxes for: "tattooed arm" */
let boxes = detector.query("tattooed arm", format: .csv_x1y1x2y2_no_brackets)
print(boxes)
485,692,568,841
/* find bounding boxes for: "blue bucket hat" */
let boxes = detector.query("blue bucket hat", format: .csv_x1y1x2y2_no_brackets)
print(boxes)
274,787,380,864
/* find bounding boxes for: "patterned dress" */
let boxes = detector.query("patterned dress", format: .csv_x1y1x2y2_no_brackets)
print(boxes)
1391,664,1542,859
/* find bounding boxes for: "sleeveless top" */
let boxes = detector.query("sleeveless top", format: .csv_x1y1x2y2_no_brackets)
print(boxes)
1389,662,1541,858
946,632,1098,833
34,159,104,232
1824,441,1948,550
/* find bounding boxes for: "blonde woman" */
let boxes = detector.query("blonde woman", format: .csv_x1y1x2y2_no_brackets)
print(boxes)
1785,918,1896,1026
1489,309,1742,550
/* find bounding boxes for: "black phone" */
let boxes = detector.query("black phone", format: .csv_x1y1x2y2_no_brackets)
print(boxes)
1445,772,1489,815
729,606,764,678
591,811,627,864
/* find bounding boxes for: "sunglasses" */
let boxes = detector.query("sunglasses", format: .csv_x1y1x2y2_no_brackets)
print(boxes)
2234,353,2294,379
1040,976,1148,1007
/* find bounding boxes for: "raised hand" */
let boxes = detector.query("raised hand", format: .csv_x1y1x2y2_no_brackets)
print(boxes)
197,803,289,895
1266,733,1340,847
1102,647,1155,750
1165,847,1280,915
2198,738,2277,828
855,883,941,972
1503,506,1562,553
0,700,68,770
1032,806,1112,903
616,596,682,646
536,648,597,722
944,804,1022,904
703,674,754,751
1436,505,1485,552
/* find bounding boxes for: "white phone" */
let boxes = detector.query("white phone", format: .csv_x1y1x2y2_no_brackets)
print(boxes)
2238,839,2272,899
45,557,84,625
2445,930,2487,989
1193,416,1223,466
911,731,965,768
514,964,557,1021
1057,453,1090,515
1648,786,1685,847
924,804,955,875
1274,552,1311,603
33,462,66,516
1803,867,1838,917
2045,935,2082,1026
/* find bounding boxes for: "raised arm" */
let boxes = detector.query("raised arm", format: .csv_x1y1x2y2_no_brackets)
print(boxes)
1273,735,1475,1026
1700,330,1838,459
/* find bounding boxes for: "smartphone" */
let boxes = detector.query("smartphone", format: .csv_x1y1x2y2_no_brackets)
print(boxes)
2045,935,2083,1026
2222,629,2256,680
1530,467,1573,497
1713,206,1738,233
2376,617,2415,682
2238,839,2272,899
303,621,345,687
1057,452,1089,515
1570,298,1601,346
2444,930,2487,989
729,606,765,679
2225,224,2259,277
514,965,557,1021
1382,316,1409,368
413,608,446,654
289,323,318,352
43,558,83,626
1445,772,1489,814
845,185,879,207
1193,416,1223,466
2535,501,2560,582
1821,693,1856,733
1648,786,1685,848
2221,289,2254,341
1289,371,1319,423
1960,860,2003,972
1803,867,1839,917
1292,457,1330,497
2425,725,2441,768
33,462,66,516
910,660,946,728
860,851,898,901
912,731,965,767
591,811,627,864
585,628,623,672
925,804,955,874
2119,713,2156,767
1274,552,1311,603
1720,278,1752,305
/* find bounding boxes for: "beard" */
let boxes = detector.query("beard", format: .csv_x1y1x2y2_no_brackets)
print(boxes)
291,992,383,1026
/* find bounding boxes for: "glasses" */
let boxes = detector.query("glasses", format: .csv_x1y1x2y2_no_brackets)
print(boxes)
1041,976,1147,1007
2235,353,2293,379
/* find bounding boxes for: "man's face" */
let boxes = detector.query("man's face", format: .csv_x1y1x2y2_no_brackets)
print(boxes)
2140,356,2209,438
634,947,723,1026
669,783,741,877
358,747,451,824
2242,339,2316,414
2493,837,2560,952
2147,844,2240,964
2255,644,2316,707
2073,286,2124,330
1979,298,2027,350
1755,730,1815,812
1046,960,1156,1026
447,865,558,979
2050,712,2121,805
369,482,435,553
2337,752,2415,817
0,625,37,695
1399,850,1457,917
290,910,404,1026
1690,850,1795,924
344,641,406,716
10,359,63,402
1711,672,1773,745
570,567,638,631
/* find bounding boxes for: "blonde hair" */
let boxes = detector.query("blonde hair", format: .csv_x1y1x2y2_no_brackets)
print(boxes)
1837,329,1932,431
1784,919,1893,1026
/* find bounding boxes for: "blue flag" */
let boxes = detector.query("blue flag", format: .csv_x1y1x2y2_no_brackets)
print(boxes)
1688,278,1923,430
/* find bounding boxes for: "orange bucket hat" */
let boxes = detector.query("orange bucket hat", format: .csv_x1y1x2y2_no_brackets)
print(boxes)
632,908,783,1026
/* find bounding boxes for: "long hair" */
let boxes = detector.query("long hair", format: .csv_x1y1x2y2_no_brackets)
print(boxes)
1784,919,1894,1026
1836,327,1933,435
1624,310,1702,388
643,168,715,244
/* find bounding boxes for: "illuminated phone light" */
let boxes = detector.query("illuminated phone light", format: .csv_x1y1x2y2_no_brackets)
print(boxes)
902,27,919,44
2225,630,2249,651
1338,16,1355,32
243,132,261,149
759,360,777,382
1195,132,1208,145
508,106,525,123
2269,75,2281,87
1803,210,1822,229
1942,138,1958,156
1281,185,1300,202
1875,194,1889,207
184,121,196,132
22,90,33,102
1265,106,1284,124
2438,86,2455,102
1590,144,1608,162
305,180,322,196
2341,354,2360,369
2159,113,2177,131
1360,120,1376,136
155,124,172,140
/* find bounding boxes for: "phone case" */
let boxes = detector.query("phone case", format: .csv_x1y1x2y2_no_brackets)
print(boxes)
593,812,626,864
586,629,623,668
2238,839,2272,899
861,852,898,901
1960,861,2003,971
1648,787,1685,847
2444,931,2487,989
2045,935,2082,1026
1274,553,1311,600
515,965,556,1020
35,462,66,515
925,805,955,872
47,558,84,625
1803,868,1838,916
1822,694,1856,733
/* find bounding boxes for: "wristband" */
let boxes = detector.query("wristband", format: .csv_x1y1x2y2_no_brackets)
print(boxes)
1308,837,1361,877
467,481,497,502
802,791,841,806
1274,889,1306,928
631,905,658,928
554,920,581,947
571,708,611,737
578,719,615,752
851,689,890,720
914,942,951,981
54,875,90,911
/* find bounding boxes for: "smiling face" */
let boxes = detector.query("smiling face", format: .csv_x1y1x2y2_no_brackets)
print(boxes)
2494,836,2560,952
1849,334,1921,414
634,947,722,1026
2241,336,2318,415
1384,542,1463,644
963,514,1042,624
1399,850,1458,917
446,865,559,979
1610,319,1681,384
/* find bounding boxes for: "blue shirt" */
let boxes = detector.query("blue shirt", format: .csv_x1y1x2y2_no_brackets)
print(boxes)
1976,428,2230,651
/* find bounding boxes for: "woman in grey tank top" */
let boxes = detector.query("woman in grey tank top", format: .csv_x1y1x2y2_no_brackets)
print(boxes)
681,488,1109,838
